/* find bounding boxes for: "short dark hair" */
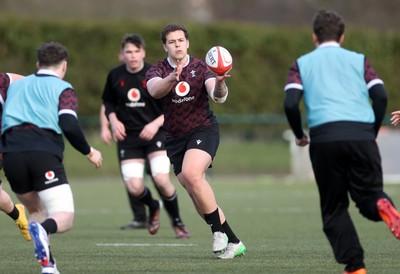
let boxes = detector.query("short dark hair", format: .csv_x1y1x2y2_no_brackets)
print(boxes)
121,34,145,50
313,9,345,44
160,24,189,44
37,42,68,66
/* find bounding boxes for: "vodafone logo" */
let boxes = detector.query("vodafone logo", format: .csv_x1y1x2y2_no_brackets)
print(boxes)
127,88,141,102
44,170,59,185
175,81,190,97
45,171,55,180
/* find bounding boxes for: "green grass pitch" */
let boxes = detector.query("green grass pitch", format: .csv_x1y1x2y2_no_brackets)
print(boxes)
0,175,399,273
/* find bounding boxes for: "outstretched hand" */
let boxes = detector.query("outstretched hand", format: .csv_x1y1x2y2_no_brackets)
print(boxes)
390,110,400,127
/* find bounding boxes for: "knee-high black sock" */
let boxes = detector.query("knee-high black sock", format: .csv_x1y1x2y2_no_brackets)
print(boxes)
222,221,240,244
161,191,182,226
204,208,223,233
126,189,146,222
138,187,158,213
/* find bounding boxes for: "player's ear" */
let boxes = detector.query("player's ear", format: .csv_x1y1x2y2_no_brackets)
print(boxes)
36,61,40,69
163,44,168,53
312,33,318,45
339,34,345,44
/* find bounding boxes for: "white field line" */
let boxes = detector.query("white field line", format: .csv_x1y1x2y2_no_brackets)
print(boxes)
96,243,197,247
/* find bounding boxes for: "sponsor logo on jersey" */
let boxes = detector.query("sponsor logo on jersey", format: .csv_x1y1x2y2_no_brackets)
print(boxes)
127,88,141,102
44,171,59,185
172,81,195,104
125,88,145,107
175,81,190,97
196,139,202,145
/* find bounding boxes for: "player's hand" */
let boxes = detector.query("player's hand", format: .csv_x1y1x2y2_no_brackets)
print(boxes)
295,134,310,147
139,123,158,141
170,59,184,82
215,71,231,82
110,120,127,141
100,126,112,145
87,147,103,169
390,110,400,126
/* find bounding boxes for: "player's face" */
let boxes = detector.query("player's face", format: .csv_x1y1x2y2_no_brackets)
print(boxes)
121,43,145,73
163,30,189,61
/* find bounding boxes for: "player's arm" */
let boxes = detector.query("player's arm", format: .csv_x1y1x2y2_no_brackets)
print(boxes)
139,115,164,141
284,88,306,140
364,57,387,136
147,60,183,99
205,74,230,103
369,84,387,135
59,88,102,168
99,104,112,145
101,76,126,142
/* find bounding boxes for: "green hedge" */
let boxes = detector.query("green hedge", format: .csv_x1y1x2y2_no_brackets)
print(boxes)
1,16,399,117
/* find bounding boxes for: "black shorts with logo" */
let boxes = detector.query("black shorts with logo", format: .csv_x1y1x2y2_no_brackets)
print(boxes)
165,124,220,176
117,130,166,161
3,151,68,194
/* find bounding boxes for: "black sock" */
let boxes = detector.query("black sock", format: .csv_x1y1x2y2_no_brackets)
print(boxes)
7,205,19,220
162,191,182,226
222,221,240,244
126,190,146,222
41,218,58,235
138,187,158,213
49,246,55,264
204,208,223,233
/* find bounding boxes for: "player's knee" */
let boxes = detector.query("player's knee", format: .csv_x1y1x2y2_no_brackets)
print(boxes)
150,155,170,177
38,184,75,215
121,162,144,181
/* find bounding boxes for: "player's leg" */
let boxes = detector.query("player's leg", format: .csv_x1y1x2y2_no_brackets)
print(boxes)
120,190,147,229
177,149,229,252
0,183,31,241
0,156,31,241
148,151,190,238
121,158,161,235
348,140,400,239
118,145,147,229
310,141,365,273
4,151,66,273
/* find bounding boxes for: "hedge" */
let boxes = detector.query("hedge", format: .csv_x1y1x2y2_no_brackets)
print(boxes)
1,16,399,118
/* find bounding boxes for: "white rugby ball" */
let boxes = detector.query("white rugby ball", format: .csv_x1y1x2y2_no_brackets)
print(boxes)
205,46,233,76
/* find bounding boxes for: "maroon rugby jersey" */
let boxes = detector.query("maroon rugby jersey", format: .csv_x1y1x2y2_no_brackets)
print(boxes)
146,56,217,138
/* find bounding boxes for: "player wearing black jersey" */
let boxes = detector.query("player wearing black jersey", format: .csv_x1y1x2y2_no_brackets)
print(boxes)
146,24,246,259
102,33,189,238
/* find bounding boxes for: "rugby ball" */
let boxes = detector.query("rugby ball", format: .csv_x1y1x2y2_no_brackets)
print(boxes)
205,46,233,75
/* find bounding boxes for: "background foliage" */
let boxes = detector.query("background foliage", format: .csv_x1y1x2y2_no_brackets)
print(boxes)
1,16,400,119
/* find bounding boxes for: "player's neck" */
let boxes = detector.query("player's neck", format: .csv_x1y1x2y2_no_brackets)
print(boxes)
126,62,144,74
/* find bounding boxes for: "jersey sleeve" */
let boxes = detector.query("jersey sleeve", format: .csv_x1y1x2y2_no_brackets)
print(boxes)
364,57,384,89
284,61,303,92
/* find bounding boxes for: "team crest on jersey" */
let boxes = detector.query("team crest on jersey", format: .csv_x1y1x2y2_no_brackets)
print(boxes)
175,81,190,97
44,171,59,185
127,88,141,102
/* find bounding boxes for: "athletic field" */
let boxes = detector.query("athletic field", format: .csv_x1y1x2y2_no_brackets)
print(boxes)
0,175,399,273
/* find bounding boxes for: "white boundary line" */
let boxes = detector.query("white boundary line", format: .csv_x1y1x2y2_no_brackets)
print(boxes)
96,243,197,247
